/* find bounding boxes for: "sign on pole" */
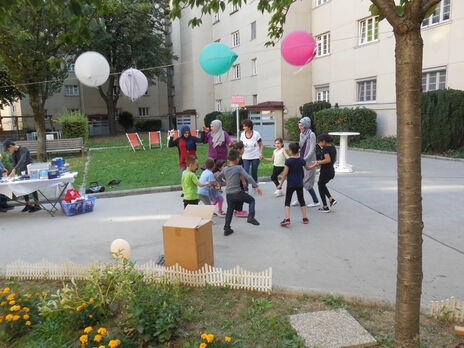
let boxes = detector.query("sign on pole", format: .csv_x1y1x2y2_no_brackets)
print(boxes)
231,95,246,139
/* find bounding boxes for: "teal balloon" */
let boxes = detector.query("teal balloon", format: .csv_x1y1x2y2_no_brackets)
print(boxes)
199,43,238,75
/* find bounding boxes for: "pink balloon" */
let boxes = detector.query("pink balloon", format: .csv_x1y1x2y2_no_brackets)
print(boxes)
281,31,316,66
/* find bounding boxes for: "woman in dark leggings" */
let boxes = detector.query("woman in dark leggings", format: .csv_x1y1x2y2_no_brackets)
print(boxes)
310,134,337,213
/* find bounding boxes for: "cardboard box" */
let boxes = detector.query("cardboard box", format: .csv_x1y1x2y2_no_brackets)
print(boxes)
163,205,215,271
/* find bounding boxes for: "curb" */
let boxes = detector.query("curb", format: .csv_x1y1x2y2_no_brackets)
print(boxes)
347,146,464,162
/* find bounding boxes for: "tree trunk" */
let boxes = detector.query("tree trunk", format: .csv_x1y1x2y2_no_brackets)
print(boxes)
28,90,47,162
98,76,119,135
394,26,424,347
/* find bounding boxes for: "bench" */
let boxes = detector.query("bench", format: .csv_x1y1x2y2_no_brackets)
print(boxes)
15,137,84,156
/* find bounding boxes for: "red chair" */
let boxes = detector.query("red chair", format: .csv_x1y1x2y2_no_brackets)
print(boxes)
190,129,199,137
126,133,145,151
148,131,162,149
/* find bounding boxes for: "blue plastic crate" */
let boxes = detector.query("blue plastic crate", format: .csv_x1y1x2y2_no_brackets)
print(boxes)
60,196,96,216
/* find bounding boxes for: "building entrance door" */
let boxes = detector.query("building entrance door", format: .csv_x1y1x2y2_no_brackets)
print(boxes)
248,111,276,141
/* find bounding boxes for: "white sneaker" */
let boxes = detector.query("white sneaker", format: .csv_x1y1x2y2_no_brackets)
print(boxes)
273,189,280,195
307,202,320,208
275,189,284,197
291,200,299,206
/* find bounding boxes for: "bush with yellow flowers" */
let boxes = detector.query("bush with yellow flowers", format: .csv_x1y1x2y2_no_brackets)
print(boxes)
0,287,42,339
198,333,233,347
77,325,123,348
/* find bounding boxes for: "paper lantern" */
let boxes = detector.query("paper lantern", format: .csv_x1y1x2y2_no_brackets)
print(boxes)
110,239,131,259
119,68,148,101
281,31,316,66
199,42,238,75
74,51,110,87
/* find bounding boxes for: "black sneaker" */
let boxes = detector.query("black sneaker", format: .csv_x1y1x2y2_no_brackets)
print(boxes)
21,205,32,212
0,207,7,213
302,218,309,224
224,228,234,236
280,218,291,226
247,217,260,225
329,199,337,207
318,207,330,213
29,205,42,213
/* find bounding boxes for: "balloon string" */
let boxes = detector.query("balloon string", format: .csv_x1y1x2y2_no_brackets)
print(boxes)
292,49,317,75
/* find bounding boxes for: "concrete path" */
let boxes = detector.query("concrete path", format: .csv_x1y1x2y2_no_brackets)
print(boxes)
0,149,463,305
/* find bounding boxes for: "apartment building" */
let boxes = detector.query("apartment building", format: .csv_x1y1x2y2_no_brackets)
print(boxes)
171,0,463,138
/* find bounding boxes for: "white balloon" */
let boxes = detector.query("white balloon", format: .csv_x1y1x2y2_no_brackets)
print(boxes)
74,51,110,87
110,239,131,260
119,68,148,101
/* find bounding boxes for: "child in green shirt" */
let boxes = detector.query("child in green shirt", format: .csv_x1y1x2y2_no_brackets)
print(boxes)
182,155,213,209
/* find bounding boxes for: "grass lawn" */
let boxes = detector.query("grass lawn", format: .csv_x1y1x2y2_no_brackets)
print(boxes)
63,155,87,188
85,143,275,191
0,279,460,348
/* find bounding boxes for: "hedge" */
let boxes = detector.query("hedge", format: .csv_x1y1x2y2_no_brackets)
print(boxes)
135,119,162,132
299,101,331,131
204,111,223,128
204,110,248,135
118,111,134,132
313,107,377,140
284,117,300,141
55,111,89,143
421,89,464,152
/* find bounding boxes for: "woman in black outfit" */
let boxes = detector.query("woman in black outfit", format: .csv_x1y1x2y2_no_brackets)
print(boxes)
309,134,337,213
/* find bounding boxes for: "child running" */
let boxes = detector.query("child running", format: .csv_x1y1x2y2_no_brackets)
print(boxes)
182,155,213,209
231,141,248,217
198,158,216,206
310,134,337,213
210,159,226,216
277,142,312,226
262,138,288,197
216,150,262,236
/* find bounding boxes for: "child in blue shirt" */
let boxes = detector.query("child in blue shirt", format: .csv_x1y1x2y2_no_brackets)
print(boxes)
277,142,312,226
198,158,216,205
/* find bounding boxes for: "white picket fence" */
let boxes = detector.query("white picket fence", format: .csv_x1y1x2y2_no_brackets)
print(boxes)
0,259,272,293
429,297,464,323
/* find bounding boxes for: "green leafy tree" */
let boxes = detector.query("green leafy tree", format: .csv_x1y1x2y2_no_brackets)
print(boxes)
118,111,134,133
0,69,22,109
87,0,173,135
0,0,100,160
170,0,443,346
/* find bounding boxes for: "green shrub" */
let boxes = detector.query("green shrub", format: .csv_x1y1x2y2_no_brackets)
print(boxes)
216,110,248,135
204,111,222,128
421,89,464,153
117,111,134,133
135,119,162,132
299,101,331,131
313,107,377,140
349,136,397,152
284,117,300,141
55,112,89,144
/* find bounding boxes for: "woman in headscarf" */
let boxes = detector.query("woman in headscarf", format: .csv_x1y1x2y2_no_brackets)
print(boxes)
201,120,233,162
291,117,320,207
168,125,203,172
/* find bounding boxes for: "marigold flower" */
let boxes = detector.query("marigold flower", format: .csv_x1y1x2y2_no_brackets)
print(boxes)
89,298,95,304
97,327,107,335
89,314,93,318
0,315,4,323
108,339,121,348
225,336,231,342
23,314,30,320
76,306,82,311
200,343,207,348
98,346,105,348
18,299,22,303
69,310,73,314
5,314,13,321
201,333,207,340
83,326,93,334
206,334,214,343
82,302,86,308
22,307,30,312
79,334,88,344
0,301,6,306
27,294,32,299
7,293,15,301
26,320,31,326
3,287,10,294
9,305,20,311
94,334,102,342
13,314,20,321
9,300,16,305
42,292,47,297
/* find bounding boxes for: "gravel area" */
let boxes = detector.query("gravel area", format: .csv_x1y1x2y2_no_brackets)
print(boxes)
289,309,377,348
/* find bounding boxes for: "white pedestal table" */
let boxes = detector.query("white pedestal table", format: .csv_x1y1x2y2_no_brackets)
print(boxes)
328,132,360,173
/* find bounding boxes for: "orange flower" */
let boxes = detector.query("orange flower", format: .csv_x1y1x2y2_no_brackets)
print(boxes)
12,314,20,321
2,287,10,294
83,326,93,334
94,334,102,342
89,298,95,304
69,310,73,314
26,320,31,326
42,292,47,297
22,307,30,312
27,294,32,299
76,306,82,311
82,302,86,308
9,300,15,305
97,327,107,335
23,314,30,320
225,336,231,342
7,293,15,301
89,314,93,318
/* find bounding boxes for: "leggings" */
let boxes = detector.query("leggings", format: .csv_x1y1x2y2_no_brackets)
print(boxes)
285,187,305,207
271,166,284,187
318,173,334,207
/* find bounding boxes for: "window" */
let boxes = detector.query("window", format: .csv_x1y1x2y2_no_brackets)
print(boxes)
67,108,80,114
359,16,379,45
357,78,376,102
68,64,75,72
422,68,446,92
232,64,241,80
11,105,16,113
316,32,330,57
251,21,256,40
422,0,450,27
231,3,239,12
216,99,223,112
138,107,149,117
315,85,329,102
252,94,258,105
251,58,257,76
232,31,240,47
213,12,220,24
316,0,328,6
65,85,79,96
214,74,222,84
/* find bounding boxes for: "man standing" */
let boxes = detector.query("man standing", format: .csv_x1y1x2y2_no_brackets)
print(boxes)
3,139,41,212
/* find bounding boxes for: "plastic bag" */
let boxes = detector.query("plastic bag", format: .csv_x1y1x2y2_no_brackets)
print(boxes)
64,189,80,203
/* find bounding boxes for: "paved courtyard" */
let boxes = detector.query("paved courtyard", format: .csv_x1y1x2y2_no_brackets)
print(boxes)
0,149,463,305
